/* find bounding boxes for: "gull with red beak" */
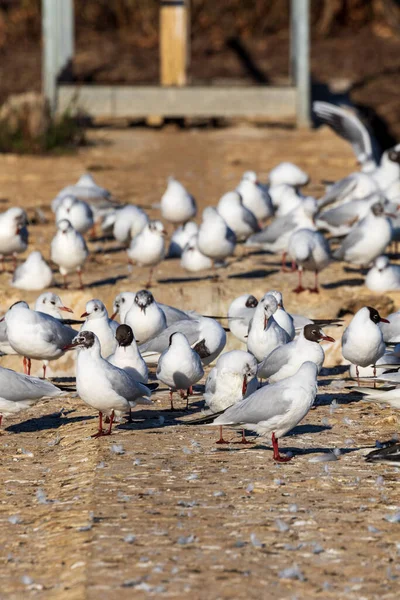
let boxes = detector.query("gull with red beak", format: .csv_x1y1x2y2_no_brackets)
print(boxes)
63,331,152,437
342,306,390,384
127,220,167,288
258,324,335,382
50,219,88,289
247,294,290,362
80,299,118,358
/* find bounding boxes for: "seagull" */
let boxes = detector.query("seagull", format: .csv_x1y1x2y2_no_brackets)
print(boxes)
269,184,303,217
107,324,148,384
124,289,167,344
139,315,226,367
55,195,94,235
0,207,28,271
64,331,152,437
180,235,213,272
236,171,273,221
267,291,295,340
0,366,63,429
365,255,400,292
4,301,76,377
127,220,167,287
11,250,53,291
111,204,149,245
342,306,389,383
111,290,192,327
50,219,89,289
378,309,400,344
168,221,198,258
258,324,334,382
333,202,393,266
316,192,384,236
80,299,118,358
34,292,73,319
228,294,258,343
268,162,309,188
156,332,204,410
210,361,318,461
217,191,259,241
247,294,290,362
287,228,331,293
356,386,400,410
160,176,197,224
197,207,236,265
203,349,258,443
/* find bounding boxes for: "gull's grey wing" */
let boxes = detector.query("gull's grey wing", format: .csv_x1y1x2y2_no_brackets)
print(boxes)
313,101,373,165
38,315,77,348
246,212,296,246
333,224,366,260
318,176,358,209
242,208,259,232
0,368,61,402
140,319,201,354
319,201,362,228
159,304,191,326
214,383,292,425
257,343,294,379
102,360,150,402
226,225,236,245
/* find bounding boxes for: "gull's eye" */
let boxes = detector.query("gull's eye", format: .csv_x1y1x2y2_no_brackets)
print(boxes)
121,298,125,303
94,307,98,312
51,301,56,305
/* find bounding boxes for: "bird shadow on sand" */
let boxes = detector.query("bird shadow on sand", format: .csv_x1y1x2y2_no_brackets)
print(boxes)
315,391,363,407
343,266,368,276
87,274,128,288
157,275,214,284
228,268,279,280
92,244,126,255
321,278,364,290
6,411,94,434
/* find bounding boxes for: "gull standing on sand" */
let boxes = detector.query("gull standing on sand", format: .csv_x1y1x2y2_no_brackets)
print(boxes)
111,204,149,245
127,220,167,287
80,299,118,358
64,331,152,437
156,332,204,410
342,306,389,383
217,191,259,241
197,207,236,265
50,219,89,289
180,235,213,272
0,207,28,270
168,222,198,258
55,195,94,235
111,290,191,328
160,176,197,225
210,361,318,462
365,255,400,292
236,171,273,221
124,290,167,344
107,324,148,384
11,250,53,291
247,294,290,362
287,228,331,293
227,294,258,343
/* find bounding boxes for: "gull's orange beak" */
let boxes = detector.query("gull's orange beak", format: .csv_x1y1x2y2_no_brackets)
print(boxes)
81,311,89,318
60,305,73,314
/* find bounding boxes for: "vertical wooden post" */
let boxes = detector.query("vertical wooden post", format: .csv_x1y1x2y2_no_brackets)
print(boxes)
160,0,189,86
291,0,310,127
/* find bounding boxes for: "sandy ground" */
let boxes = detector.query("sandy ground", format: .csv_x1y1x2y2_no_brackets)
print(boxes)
1,125,400,599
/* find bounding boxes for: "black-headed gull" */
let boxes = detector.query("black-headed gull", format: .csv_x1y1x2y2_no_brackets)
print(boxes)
156,332,204,410
236,171,273,221
107,324,148,384
365,255,400,292
342,306,389,383
64,331,152,437
127,220,166,287
287,228,331,293
140,315,226,367
0,366,63,428
4,301,76,377
55,195,94,235
197,207,236,264
110,204,149,245
247,294,290,362
204,349,258,443
168,221,198,258
180,235,213,273
0,207,28,270
124,290,167,344
210,361,318,462
217,191,259,241
228,294,258,343
11,250,53,291
258,324,334,382
80,299,118,358
160,176,197,224
50,219,89,289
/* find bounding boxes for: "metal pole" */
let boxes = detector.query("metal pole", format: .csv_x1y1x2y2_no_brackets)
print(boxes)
292,0,310,127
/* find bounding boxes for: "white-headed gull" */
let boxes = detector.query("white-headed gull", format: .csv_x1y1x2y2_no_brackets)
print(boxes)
64,331,152,437
168,221,199,258
111,204,149,245
156,332,204,410
107,324,148,384
0,207,28,270
111,291,191,327
4,301,76,377
287,228,331,293
160,176,197,224
127,220,166,287
236,171,273,221
180,235,213,272
269,162,309,188
0,366,63,428
50,219,89,289
11,250,53,291
247,294,290,362
365,255,400,292
80,299,118,358
217,191,259,241
228,294,258,343
34,292,73,319
55,195,94,235
197,207,236,264
124,290,167,344
258,324,334,382
378,309,400,344
342,306,389,383
210,361,318,461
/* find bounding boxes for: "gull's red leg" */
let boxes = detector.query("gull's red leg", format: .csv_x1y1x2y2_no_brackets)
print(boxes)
272,432,292,462
215,425,229,444
293,269,305,294
309,271,320,294
92,411,105,438
169,389,175,411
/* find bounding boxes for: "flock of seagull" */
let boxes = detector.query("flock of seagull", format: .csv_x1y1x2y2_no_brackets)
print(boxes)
2,101,400,463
